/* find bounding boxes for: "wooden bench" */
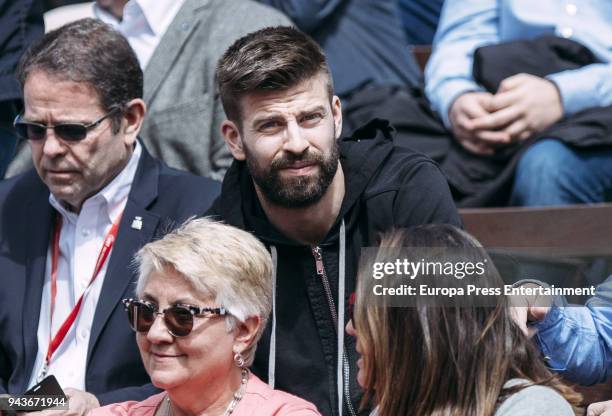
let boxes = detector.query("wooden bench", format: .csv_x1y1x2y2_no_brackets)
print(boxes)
461,204,612,253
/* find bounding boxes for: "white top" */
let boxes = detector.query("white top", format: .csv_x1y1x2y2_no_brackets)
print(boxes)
44,2,96,32
94,0,186,68
494,378,575,415
27,143,142,390
368,379,574,416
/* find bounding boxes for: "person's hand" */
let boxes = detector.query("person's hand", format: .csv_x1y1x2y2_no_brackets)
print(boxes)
587,400,612,416
508,282,551,337
449,92,512,155
60,388,99,416
472,73,564,142
509,303,550,338
22,388,100,416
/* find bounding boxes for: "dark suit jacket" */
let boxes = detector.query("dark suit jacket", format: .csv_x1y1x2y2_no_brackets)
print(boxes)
0,144,220,404
0,0,43,103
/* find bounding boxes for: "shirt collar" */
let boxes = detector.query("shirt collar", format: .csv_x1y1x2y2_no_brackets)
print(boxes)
93,3,120,28
94,0,185,37
132,0,185,36
49,141,142,224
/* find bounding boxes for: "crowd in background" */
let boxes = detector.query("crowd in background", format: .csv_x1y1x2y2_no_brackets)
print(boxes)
4,0,612,208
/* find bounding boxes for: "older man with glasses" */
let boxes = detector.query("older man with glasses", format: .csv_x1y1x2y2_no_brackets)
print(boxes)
0,18,219,416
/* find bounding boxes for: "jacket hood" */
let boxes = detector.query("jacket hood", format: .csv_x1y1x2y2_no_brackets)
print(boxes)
211,119,395,246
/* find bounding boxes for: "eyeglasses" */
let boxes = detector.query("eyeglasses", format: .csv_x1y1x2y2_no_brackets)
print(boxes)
13,107,120,142
122,298,228,337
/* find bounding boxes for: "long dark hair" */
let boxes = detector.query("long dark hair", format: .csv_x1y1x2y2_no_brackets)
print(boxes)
354,224,582,416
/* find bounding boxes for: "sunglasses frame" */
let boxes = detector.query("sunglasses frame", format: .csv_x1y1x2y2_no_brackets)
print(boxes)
13,107,121,142
122,298,228,338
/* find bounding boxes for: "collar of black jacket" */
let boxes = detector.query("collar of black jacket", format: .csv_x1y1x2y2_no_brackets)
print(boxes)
212,119,395,247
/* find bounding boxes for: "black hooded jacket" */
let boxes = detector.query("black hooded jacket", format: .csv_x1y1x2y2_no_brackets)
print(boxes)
206,119,462,416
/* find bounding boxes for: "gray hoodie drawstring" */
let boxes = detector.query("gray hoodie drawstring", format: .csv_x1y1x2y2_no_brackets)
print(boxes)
268,245,278,388
337,220,346,416
267,220,348,416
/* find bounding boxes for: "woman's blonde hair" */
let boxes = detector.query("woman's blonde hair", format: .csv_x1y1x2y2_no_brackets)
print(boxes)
354,224,583,416
135,217,272,366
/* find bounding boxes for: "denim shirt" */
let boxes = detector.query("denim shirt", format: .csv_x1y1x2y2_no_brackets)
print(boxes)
425,0,612,128
535,275,612,384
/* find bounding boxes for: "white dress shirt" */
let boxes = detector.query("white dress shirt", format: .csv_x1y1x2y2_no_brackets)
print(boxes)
95,0,185,69
27,143,142,390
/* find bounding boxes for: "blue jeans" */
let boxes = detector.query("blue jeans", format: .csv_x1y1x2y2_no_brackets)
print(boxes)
511,139,612,206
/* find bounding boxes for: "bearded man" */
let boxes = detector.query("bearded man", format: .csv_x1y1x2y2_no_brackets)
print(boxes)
207,26,462,416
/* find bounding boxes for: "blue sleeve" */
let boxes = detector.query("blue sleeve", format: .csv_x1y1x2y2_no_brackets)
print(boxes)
547,63,612,116
256,0,346,33
534,276,612,385
424,0,499,128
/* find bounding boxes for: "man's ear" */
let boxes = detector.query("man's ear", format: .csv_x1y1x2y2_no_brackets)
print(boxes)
233,315,261,355
332,95,342,139
221,120,246,161
121,98,146,146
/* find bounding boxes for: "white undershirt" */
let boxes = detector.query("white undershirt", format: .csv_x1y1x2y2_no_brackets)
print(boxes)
27,143,142,390
94,0,185,69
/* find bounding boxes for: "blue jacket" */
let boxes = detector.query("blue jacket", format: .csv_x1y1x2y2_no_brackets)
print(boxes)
535,275,612,385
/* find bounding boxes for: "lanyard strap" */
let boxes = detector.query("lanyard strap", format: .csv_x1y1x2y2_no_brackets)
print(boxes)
44,211,123,368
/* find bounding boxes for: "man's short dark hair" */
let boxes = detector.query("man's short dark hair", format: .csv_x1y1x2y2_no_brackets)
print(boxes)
216,26,333,124
17,18,143,133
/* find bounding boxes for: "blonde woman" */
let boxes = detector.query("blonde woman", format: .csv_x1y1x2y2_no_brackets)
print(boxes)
91,218,320,416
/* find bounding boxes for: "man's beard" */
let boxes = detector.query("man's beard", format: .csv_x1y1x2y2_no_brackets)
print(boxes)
245,139,340,209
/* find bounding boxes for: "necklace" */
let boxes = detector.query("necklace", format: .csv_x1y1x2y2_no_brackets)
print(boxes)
160,369,249,416
222,368,249,416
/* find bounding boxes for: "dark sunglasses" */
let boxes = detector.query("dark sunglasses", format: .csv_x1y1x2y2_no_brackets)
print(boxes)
13,107,120,142
348,292,356,322
122,298,228,337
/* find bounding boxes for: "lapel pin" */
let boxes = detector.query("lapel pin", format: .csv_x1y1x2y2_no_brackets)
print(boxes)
131,216,143,230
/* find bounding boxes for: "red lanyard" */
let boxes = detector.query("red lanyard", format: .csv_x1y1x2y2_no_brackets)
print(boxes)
40,211,123,380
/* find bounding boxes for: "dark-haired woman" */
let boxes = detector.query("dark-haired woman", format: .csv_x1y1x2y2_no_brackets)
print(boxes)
347,224,583,416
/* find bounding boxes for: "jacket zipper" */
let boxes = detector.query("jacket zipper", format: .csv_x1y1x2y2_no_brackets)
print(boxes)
312,246,357,416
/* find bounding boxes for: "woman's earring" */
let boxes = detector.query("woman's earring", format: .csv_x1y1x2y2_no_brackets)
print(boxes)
233,351,246,368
